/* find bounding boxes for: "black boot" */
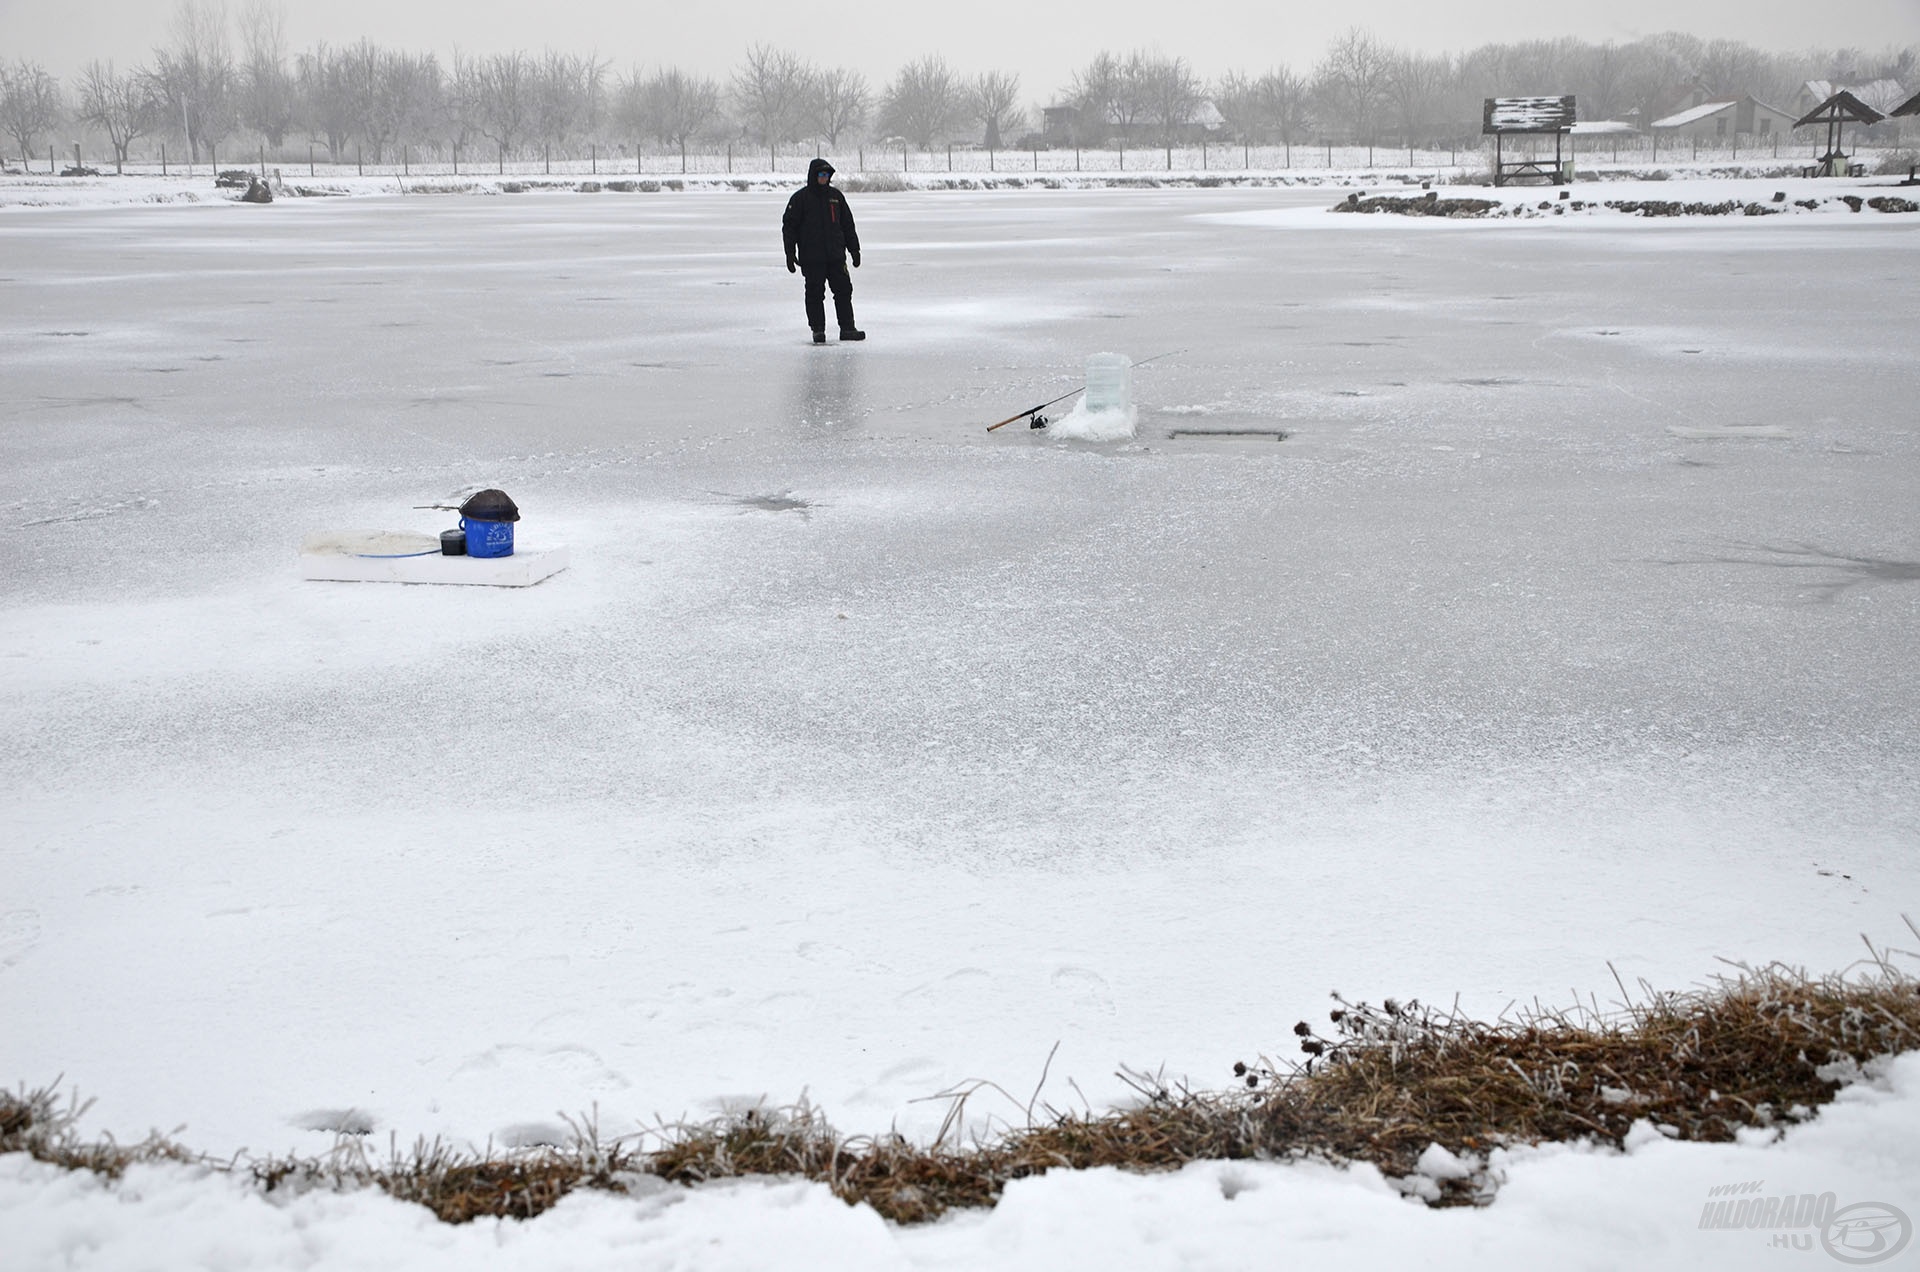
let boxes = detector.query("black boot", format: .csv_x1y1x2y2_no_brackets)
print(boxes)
812,330,827,344
839,328,865,341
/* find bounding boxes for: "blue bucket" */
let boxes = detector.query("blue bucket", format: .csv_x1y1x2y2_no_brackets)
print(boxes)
461,517,515,558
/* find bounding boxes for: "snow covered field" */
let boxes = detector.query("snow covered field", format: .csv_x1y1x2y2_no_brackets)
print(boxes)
3,182,1918,1266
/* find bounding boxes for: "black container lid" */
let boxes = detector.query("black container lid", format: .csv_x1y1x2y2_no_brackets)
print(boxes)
458,488,520,522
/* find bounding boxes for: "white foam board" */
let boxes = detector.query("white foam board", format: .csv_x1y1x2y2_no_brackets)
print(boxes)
300,545,570,587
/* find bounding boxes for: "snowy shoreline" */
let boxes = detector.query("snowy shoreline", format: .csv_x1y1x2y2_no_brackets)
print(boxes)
4,163,1916,212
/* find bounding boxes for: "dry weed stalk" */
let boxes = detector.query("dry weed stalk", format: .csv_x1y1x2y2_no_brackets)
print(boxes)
5,947,1917,1226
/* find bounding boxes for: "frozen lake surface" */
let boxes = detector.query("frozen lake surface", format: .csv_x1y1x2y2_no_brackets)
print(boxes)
2,186,1917,1169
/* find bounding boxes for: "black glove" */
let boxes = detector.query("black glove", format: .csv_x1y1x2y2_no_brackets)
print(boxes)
786,251,797,273
849,249,861,269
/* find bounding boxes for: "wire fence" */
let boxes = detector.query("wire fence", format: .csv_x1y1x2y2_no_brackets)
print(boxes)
23,134,1916,182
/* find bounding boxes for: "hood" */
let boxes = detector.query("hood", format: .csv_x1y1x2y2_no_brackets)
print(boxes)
807,157,835,184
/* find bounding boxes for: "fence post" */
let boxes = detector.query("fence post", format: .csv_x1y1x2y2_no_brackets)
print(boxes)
162,143,167,176
453,142,459,175
258,144,265,176
591,143,596,174
49,144,55,174
498,143,504,175
727,143,732,174
544,145,550,175
210,143,216,173
357,144,363,175
308,143,314,176
947,143,952,171
403,145,409,176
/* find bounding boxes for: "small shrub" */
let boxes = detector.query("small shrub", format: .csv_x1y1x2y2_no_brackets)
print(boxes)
841,170,907,193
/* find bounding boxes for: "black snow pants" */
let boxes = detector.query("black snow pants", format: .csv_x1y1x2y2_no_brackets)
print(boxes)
804,266,856,334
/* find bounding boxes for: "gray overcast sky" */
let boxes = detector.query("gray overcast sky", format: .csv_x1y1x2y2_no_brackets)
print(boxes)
5,0,1919,102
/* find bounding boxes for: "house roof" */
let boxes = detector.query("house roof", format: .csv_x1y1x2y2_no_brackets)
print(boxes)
1893,89,1920,118
1653,100,1738,128
1804,79,1907,113
1794,90,1888,128
1651,97,1797,129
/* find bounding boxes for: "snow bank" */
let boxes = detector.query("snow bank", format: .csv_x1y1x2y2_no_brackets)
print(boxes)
5,1052,1917,1270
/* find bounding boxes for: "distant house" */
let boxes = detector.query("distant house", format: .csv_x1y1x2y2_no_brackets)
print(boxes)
1041,105,1084,144
1801,79,1907,115
1651,97,1798,140
1187,100,1228,139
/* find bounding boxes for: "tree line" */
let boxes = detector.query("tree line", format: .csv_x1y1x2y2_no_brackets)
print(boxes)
2,1,1915,170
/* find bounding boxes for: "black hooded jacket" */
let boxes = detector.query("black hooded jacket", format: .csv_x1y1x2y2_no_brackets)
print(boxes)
782,158,860,274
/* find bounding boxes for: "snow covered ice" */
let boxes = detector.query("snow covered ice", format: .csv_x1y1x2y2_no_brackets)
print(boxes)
2,180,1918,1267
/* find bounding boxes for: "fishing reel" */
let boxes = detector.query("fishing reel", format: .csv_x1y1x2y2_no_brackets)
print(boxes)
1028,413,1050,429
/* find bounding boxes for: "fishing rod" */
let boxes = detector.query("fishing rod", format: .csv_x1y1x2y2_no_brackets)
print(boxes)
983,349,1187,433
985,387,1083,432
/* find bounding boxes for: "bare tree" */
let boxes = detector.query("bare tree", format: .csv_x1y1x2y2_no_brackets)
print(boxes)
1252,67,1311,155
350,45,442,160
620,67,721,166
295,43,354,158
146,0,238,161
1210,71,1257,141
1108,52,1156,142
878,54,964,151
236,0,294,145
473,50,534,158
968,70,1022,148
731,44,807,163
1140,55,1202,152
76,60,157,170
1385,51,1450,151
1065,52,1122,144
1313,27,1393,157
528,49,604,159
444,49,485,153
801,66,869,147
2,60,65,164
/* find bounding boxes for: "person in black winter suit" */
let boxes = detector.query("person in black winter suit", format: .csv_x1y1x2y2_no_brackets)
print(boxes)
783,157,864,343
